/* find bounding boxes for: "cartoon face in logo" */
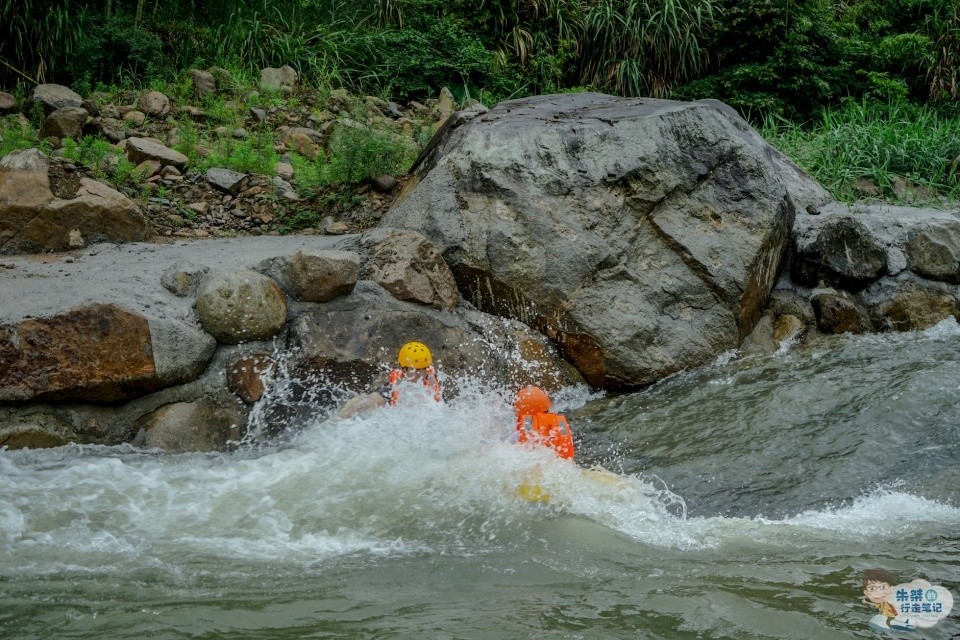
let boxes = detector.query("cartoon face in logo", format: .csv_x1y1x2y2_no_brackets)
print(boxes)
861,569,954,632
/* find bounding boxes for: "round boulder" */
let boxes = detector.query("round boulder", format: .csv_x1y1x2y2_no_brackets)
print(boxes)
196,269,288,343
133,401,240,453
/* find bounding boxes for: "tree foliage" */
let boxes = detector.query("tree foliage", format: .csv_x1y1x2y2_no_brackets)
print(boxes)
0,0,957,120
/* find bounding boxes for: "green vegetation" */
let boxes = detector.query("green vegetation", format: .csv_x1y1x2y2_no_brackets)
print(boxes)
0,116,40,156
761,98,960,203
2,1,959,206
60,135,137,183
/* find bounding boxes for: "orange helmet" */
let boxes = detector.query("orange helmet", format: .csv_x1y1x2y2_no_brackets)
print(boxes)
514,386,551,415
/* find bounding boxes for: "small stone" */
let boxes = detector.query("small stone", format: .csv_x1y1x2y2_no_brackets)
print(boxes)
124,110,146,126
67,229,85,248
371,175,396,193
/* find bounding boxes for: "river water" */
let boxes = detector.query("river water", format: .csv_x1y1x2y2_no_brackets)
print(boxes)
3,322,960,639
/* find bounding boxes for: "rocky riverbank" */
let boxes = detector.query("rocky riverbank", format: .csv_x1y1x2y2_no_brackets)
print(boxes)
2,86,959,452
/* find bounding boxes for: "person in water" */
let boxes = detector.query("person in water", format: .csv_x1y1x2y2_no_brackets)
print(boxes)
512,385,574,460
335,341,442,418
378,341,442,406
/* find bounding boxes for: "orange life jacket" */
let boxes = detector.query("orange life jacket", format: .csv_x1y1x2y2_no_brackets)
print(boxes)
515,412,575,460
388,366,441,405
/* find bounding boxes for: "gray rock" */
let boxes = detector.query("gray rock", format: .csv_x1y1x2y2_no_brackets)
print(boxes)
385,93,829,388
358,228,458,311
792,214,887,290
196,269,288,343
206,167,249,195
905,219,960,283
125,137,189,169
271,176,299,201
284,250,360,302
31,84,83,112
860,275,959,332
260,65,298,92
188,69,217,98
0,91,15,113
137,91,171,117
249,107,267,123
133,400,241,453
371,175,396,193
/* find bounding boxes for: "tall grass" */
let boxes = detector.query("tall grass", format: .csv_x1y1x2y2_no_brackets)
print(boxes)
761,98,960,204
580,0,716,97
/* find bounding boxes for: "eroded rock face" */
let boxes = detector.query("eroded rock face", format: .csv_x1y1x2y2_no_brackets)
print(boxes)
0,304,157,403
196,269,288,343
384,93,830,387
905,219,960,284
0,149,147,254
288,281,581,396
358,228,458,311
793,215,887,290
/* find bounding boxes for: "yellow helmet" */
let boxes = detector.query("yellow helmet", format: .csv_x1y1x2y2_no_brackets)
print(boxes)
397,341,433,369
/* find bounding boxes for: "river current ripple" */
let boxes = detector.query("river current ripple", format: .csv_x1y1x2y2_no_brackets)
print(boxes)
2,322,960,638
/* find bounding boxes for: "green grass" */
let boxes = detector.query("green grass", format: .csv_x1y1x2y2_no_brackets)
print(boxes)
0,116,40,156
60,135,136,182
760,98,960,204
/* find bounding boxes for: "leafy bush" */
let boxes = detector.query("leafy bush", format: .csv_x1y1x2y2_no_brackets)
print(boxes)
0,116,39,157
68,12,165,85
325,122,419,183
200,133,279,175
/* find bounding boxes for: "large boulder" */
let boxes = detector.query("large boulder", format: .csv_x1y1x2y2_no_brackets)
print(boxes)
288,281,582,397
41,107,88,140
384,93,831,387
196,269,288,343
792,214,888,290
0,303,214,404
31,84,83,112
905,219,960,283
0,148,147,254
257,250,360,303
